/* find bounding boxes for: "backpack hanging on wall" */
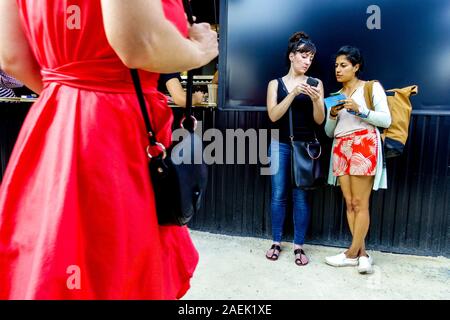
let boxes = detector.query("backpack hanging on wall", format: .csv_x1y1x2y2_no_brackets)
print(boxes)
364,81,418,158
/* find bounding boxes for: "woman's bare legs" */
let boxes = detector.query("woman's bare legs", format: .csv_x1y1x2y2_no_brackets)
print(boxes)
347,175,374,257
338,175,373,258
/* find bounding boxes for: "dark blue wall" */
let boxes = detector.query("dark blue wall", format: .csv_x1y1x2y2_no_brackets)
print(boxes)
219,0,450,111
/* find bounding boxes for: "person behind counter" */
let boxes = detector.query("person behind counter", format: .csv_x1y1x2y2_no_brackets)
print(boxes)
158,72,204,107
0,69,23,97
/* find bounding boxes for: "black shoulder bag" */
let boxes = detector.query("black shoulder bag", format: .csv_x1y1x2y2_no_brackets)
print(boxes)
283,79,325,190
130,68,207,226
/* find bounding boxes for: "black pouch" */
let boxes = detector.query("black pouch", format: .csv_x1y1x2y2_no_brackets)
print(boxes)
290,139,325,190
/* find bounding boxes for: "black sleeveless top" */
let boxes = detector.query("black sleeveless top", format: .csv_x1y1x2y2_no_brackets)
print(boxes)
271,78,316,143
157,72,181,93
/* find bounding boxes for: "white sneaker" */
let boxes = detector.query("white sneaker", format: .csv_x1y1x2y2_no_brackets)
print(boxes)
325,252,359,267
358,255,374,274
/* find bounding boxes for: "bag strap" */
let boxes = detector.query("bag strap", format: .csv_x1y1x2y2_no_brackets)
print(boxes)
363,80,377,111
277,78,295,141
363,80,388,139
130,0,196,155
130,69,157,146
182,0,195,120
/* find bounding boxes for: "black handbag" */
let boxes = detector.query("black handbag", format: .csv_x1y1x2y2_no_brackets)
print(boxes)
288,103,325,190
130,68,207,226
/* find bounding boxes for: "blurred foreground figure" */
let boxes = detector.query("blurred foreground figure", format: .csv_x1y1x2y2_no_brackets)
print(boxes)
0,0,217,299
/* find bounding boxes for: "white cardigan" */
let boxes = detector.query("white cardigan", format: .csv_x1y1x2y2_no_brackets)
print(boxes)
324,81,392,190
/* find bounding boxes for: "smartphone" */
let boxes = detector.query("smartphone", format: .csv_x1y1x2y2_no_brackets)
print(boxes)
324,93,346,109
306,77,319,87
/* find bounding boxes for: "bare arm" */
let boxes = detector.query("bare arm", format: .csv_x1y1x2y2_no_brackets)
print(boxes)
166,78,187,107
303,80,325,125
101,0,218,73
165,78,204,107
0,0,43,94
267,80,297,122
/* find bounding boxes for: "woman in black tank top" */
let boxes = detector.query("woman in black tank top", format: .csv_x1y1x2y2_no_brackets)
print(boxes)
265,31,325,266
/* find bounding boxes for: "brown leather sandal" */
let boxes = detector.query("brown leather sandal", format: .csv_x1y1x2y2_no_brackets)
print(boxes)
266,244,281,261
294,248,309,266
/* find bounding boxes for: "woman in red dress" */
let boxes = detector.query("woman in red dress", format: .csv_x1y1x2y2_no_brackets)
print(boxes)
0,0,218,299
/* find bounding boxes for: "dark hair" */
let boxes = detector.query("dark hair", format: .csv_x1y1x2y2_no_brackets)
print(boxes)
285,31,316,66
335,45,364,76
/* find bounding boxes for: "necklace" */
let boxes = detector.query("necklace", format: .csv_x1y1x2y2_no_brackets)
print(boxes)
343,80,362,97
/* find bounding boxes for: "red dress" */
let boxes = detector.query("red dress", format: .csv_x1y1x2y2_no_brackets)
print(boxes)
0,0,198,299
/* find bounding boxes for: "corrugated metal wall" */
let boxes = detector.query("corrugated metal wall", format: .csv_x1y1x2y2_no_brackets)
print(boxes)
1,103,449,257
173,108,450,257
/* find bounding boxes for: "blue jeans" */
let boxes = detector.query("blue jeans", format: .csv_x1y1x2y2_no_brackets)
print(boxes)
269,141,311,245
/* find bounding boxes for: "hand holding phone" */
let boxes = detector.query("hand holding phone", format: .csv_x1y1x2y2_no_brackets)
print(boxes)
330,103,345,114
306,77,319,87
324,93,346,117
324,93,346,109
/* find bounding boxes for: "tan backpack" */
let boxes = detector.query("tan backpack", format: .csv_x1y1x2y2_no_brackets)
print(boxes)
363,81,418,158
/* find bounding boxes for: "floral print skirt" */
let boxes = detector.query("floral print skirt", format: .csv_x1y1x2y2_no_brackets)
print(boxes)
333,129,378,176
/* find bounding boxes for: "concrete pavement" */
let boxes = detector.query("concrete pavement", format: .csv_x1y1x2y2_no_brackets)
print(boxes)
183,230,450,300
